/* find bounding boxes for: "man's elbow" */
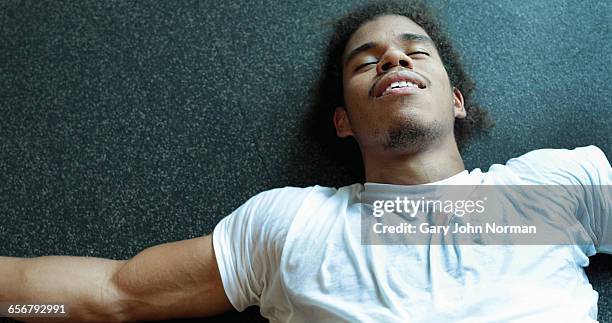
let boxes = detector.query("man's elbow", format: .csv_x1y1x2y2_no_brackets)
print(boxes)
85,260,131,323
100,260,170,323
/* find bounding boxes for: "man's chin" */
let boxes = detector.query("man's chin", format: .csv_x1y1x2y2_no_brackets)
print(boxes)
383,119,443,151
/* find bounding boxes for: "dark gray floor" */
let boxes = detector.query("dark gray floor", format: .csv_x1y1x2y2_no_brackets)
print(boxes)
1,0,610,322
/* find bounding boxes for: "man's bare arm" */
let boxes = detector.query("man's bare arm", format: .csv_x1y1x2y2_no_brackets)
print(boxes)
0,234,234,322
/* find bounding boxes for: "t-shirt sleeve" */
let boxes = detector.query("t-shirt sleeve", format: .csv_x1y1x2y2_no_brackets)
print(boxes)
211,186,314,311
506,145,612,254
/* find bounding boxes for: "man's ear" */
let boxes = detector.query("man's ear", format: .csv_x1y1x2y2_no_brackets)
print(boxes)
452,87,466,119
333,106,354,138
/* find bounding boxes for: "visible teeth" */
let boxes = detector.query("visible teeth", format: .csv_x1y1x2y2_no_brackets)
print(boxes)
384,81,418,94
390,81,417,89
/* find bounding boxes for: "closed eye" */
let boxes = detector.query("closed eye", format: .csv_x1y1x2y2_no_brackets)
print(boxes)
408,51,430,56
355,61,378,71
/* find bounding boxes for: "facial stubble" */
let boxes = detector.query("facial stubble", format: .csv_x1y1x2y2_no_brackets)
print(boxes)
383,112,445,151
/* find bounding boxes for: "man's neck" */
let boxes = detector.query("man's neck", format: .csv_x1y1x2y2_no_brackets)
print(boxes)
362,137,465,185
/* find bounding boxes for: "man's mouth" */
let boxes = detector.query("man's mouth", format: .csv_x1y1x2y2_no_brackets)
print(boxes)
381,81,420,97
371,71,427,98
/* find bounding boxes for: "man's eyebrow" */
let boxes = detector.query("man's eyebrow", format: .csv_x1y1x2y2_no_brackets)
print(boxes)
343,33,434,66
399,33,433,44
344,42,376,67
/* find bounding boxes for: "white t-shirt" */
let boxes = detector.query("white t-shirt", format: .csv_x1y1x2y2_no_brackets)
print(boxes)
213,146,612,322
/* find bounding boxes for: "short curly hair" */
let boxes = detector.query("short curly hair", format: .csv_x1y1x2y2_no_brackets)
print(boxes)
305,0,493,180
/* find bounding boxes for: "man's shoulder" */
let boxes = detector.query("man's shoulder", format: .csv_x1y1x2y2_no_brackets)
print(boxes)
512,145,606,161
506,145,608,170
254,184,339,200
488,145,610,185
244,184,355,213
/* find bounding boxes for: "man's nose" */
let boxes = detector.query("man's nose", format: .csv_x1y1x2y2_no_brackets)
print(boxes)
377,49,414,74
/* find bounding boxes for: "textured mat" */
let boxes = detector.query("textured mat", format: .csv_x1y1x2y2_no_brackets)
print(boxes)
1,0,610,322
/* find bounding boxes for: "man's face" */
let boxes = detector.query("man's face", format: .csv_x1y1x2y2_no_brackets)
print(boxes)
335,14,465,152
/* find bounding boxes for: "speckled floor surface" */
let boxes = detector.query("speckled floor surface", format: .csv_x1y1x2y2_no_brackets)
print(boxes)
1,1,610,321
